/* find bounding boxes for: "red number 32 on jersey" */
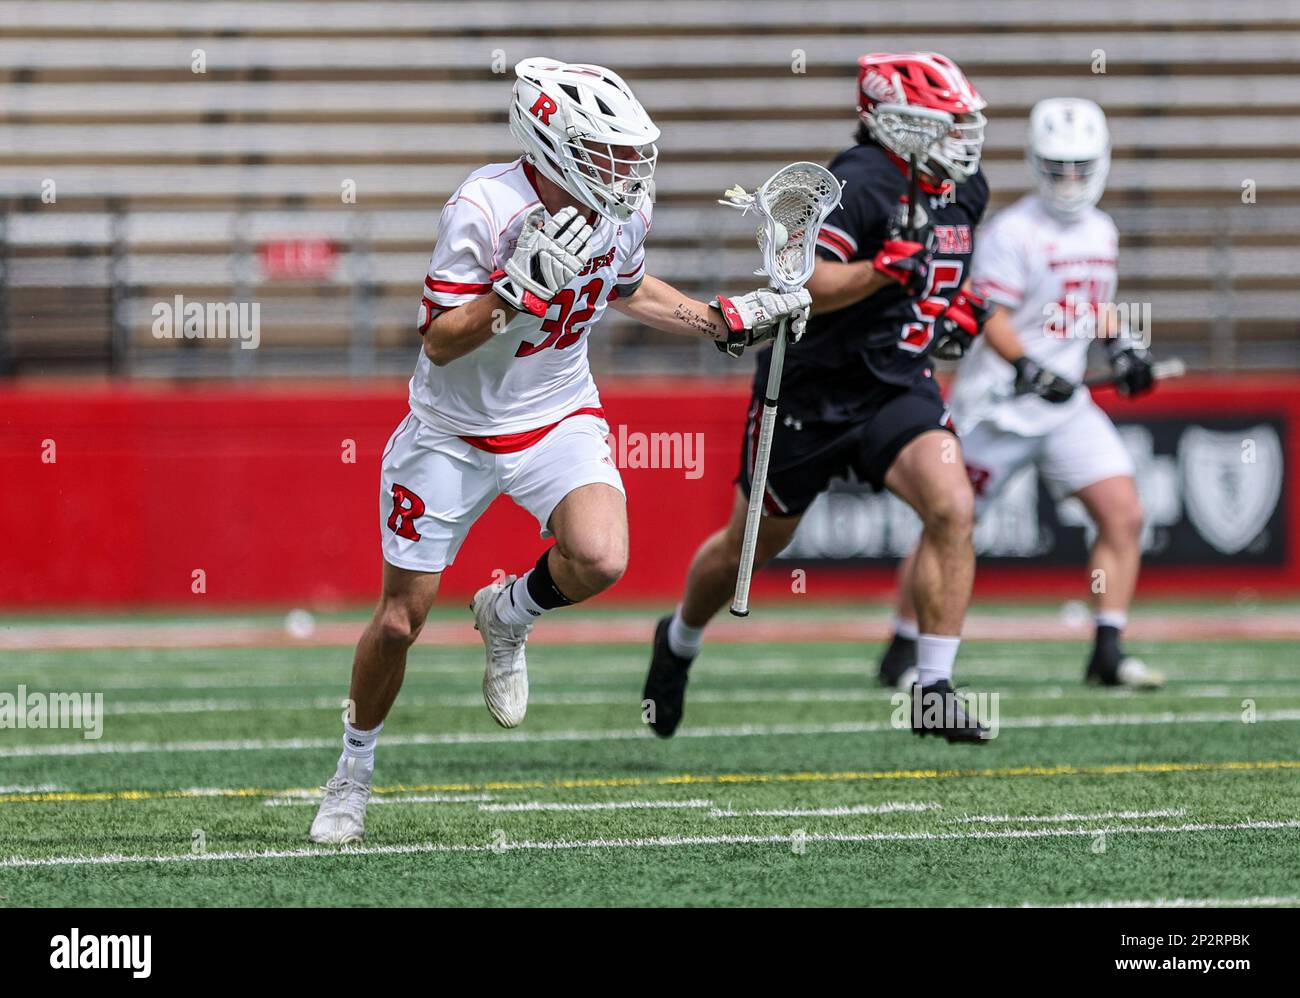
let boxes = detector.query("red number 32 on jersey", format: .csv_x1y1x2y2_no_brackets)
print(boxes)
515,278,605,357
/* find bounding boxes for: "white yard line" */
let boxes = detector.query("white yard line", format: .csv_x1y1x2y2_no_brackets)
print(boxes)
265,793,495,807
5,708,1299,758
5,819,1298,870
478,799,714,813
709,801,940,818
958,808,1188,824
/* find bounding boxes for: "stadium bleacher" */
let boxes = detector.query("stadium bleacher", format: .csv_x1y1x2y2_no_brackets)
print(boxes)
1,0,1297,375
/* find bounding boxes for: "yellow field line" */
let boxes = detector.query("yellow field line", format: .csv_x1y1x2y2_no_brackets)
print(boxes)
2,758,1298,806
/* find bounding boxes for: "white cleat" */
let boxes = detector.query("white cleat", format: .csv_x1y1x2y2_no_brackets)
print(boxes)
1116,656,1165,689
471,577,532,729
309,766,372,844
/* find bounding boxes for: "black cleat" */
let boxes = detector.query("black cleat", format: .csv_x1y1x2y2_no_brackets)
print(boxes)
877,633,918,689
1086,653,1165,689
642,616,694,737
1086,623,1164,687
910,680,992,744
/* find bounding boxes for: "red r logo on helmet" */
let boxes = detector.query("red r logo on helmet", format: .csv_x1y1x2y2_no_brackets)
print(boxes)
529,94,558,125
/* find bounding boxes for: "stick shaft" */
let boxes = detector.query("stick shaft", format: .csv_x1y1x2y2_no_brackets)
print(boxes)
731,322,789,617
906,154,919,236
1084,358,1186,388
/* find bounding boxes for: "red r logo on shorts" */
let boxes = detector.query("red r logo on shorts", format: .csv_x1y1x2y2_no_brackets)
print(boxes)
966,464,992,497
387,482,425,540
529,94,558,125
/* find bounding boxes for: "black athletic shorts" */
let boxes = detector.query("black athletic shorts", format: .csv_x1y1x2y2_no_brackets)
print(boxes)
735,371,955,517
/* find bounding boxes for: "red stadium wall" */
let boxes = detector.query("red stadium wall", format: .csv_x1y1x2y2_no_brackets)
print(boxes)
2,376,1298,609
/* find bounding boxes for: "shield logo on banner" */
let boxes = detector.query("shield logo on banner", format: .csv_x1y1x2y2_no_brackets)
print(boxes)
1178,425,1283,554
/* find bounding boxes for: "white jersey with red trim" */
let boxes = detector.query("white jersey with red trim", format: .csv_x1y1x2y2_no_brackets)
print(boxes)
949,194,1119,436
411,157,650,437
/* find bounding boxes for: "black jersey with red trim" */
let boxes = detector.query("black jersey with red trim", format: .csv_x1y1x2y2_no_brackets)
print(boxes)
752,140,989,425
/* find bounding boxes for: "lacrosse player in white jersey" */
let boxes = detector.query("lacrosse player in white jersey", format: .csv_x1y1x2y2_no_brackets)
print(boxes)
309,58,810,844
878,98,1164,692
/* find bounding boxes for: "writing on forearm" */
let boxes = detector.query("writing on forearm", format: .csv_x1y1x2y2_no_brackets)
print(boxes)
673,302,721,339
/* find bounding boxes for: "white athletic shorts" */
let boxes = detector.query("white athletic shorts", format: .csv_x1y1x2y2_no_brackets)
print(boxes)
379,409,625,573
962,399,1135,517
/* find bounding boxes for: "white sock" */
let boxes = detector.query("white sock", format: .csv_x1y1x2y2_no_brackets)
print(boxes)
666,607,704,660
495,573,545,627
1095,610,1127,631
893,616,920,642
916,634,960,687
335,720,382,784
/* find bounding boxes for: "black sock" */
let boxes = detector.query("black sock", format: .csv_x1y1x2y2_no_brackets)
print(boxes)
1094,624,1122,661
525,547,575,610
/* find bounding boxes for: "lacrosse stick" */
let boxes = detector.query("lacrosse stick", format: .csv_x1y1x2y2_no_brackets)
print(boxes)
979,357,1186,415
872,104,953,237
1085,357,1185,390
718,162,842,617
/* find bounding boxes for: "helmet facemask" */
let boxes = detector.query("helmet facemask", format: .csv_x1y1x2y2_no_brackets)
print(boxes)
567,136,658,223
928,110,987,182
1030,153,1110,222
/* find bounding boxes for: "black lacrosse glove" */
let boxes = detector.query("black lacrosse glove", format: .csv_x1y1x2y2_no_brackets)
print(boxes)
1013,356,1075,404
1108,340,1155,398
933,289,991,360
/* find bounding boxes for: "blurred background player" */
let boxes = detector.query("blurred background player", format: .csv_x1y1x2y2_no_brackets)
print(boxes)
310,58,810,843
877,98,1165,692
643,52,995,743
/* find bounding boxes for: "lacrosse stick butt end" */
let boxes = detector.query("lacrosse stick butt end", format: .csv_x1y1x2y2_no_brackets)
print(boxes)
729,605,750,618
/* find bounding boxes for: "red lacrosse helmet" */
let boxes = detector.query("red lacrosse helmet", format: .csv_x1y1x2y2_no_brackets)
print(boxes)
856,51,987,182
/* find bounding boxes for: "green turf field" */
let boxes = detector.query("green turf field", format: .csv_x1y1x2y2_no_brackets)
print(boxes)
2,606,1299,907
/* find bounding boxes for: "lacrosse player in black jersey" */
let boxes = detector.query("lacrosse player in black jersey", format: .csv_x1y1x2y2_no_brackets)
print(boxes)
645,52,995,743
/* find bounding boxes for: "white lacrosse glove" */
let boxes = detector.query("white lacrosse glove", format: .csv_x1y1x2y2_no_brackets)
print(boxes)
710,288,811,358
491,205,597,318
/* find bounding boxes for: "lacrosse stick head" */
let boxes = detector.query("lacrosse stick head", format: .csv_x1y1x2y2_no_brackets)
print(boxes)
719,162,843,293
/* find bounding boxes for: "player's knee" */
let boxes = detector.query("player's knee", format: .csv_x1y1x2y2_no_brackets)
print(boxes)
375,601,426,648
924,486,975,540
1100,502,1144,545
573,544,627,592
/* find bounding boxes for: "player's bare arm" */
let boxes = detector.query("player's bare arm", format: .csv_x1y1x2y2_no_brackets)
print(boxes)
804,257,893,313
983,302,1075,403
422,293,516,366
982,302,1025,362
609,274,723,339
612,273,811,356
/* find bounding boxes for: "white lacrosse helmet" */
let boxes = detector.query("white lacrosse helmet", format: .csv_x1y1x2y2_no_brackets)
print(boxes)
509,57,660,224
857,52,987,182
1027,98,1111,223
